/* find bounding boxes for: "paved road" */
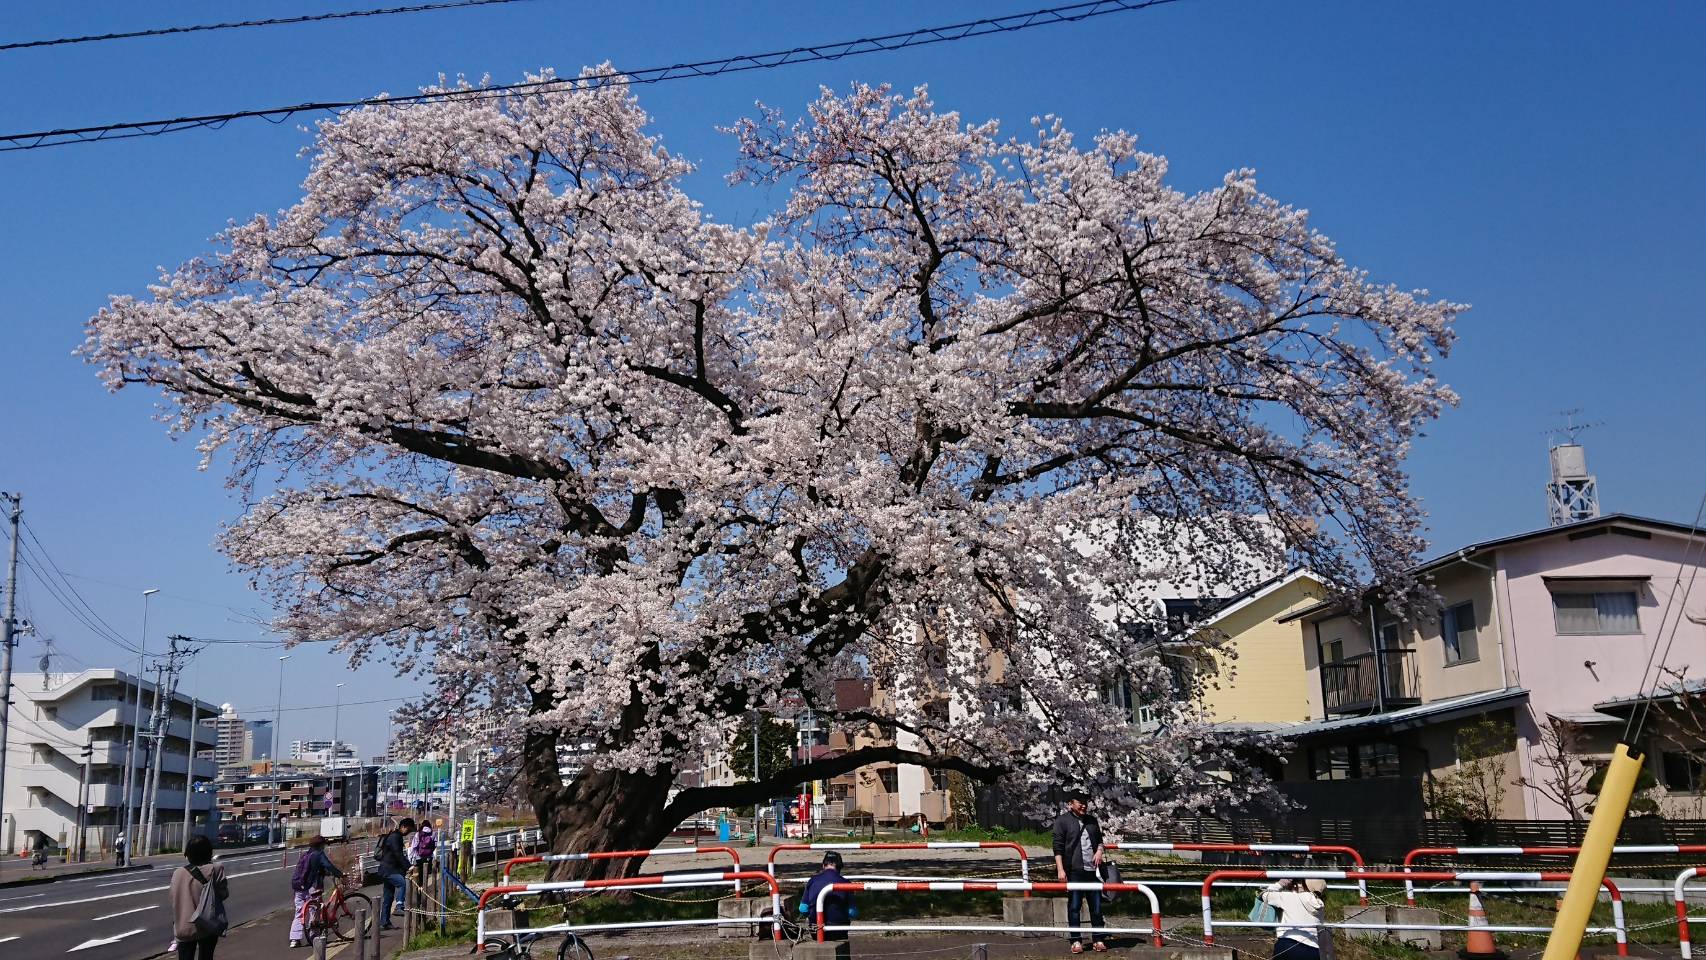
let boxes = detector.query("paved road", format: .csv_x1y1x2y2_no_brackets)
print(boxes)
0,845,386,959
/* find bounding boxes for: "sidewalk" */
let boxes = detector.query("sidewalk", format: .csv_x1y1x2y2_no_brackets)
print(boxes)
211,901,410,960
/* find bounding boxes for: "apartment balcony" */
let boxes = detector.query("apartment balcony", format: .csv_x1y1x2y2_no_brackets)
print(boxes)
1322,648,1420,715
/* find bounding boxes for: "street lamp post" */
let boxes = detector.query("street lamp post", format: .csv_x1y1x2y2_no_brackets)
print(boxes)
332,681,344,816
270,655,288,842
121,588,158,864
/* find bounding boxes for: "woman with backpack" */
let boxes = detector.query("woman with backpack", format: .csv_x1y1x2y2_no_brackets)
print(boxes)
169,835,228,960
288,835,345,948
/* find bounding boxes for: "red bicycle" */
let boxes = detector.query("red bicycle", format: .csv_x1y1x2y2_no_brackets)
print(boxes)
299,879,374,942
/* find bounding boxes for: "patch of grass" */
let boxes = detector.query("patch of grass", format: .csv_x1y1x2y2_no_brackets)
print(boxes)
927,825,1052,848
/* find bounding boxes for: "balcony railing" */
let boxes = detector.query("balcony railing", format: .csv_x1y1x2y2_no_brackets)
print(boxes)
1322,648,1420,714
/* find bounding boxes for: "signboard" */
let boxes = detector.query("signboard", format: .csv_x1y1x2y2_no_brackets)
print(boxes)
460,819,476,843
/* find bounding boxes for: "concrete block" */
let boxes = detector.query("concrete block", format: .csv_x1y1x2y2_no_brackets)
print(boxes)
718,896,773,939
1389,906,1443,950
1002,895,1061,937
1339,904,1391,941
481,908,529,934
765,942,848,960
1127,947,1236,960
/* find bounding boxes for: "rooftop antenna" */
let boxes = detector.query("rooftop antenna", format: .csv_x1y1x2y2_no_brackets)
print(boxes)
36,635,54,688
1545,409,1602,526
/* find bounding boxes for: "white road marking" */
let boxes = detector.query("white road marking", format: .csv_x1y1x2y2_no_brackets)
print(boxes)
68,928,146,952
0,935,19,944
90,905,156,921
0,865,278,914
94,876,159,888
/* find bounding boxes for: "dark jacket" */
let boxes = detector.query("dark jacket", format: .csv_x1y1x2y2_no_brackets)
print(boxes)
801,866,854,928
375,830,411,875
1051,809,1103,874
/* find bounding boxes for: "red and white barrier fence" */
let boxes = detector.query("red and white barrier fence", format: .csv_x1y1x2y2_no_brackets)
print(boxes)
499,844,743,888
1676,867,1706,959
814,880,1162,944
1108,842,1369,904
1402,845,1706,905
474,870,782,951
1201,869,1626,955
768,842,1030,887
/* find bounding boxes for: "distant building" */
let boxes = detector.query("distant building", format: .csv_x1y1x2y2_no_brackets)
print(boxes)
1,669,218,854
290,739,360,771
245,720,273,763
215,768,376,822
209,704,274,770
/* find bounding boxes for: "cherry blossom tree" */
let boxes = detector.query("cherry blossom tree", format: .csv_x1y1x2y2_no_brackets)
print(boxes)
83,70,1462,873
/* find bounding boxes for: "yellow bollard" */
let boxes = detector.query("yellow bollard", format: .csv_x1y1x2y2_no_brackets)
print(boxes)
1544,742,1644,960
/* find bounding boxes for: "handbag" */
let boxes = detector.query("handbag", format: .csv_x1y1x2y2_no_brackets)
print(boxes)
1098,860,1122,902
189,866,229,938
1248,892,1281,925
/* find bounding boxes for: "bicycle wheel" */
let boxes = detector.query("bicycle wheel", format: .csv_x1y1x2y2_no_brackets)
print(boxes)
557,934,594,960
331,892,374,941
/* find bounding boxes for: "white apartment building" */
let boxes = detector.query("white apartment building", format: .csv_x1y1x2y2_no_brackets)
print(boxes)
290,738,360,770
1,669,219,854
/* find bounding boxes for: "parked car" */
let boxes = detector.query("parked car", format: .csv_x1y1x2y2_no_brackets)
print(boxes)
215,822,243,846
243,822,272,845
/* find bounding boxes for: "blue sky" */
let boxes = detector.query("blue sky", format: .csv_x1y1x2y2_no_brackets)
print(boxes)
1,0,1702,747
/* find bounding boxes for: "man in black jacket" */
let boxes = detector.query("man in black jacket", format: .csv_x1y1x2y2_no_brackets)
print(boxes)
1052,789,1106,953
374,817,415,931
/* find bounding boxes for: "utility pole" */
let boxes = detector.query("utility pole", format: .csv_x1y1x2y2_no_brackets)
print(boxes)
141,659,168,856
76,743,93,862
179,644,201,853
0,492,19,855
121,588,159,865
270,655,288,841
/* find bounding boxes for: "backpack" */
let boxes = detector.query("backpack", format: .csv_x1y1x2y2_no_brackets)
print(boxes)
188,866,229,937
289,852,315,892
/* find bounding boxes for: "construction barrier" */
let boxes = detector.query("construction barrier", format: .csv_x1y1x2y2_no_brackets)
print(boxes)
499,844,743,884
1676,867,1706,959
767,842,1031,887
1108,842,1369,904
1402,845,1706,905
474,870,783,951
1200,869,1627,955
814,879,1163,944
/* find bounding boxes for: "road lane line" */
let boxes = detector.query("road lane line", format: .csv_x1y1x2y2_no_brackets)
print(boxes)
90,904,156,921
0,865,278,914
68,928,146,952
0,935,19,944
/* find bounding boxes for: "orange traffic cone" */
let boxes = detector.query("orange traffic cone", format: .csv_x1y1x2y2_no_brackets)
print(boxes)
1459,882,1508,960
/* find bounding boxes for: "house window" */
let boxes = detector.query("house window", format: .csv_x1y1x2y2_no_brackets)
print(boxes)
1311,742,1399,780
1442,600,1480,664
1311,746,1351,781
877,768,898,794
1552,592,1640,635
931,769,952,792
1323,639,1345,664
1356,742,1401,778
1662,752,1706,793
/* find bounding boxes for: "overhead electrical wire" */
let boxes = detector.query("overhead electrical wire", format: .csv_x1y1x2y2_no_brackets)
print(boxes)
1625,490,1706,742
17,550,144,656
18,521,145,652
0,0,1185,152
0,0,535,53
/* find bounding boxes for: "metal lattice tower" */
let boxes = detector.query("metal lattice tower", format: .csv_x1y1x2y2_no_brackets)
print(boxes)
1546,411,1602,526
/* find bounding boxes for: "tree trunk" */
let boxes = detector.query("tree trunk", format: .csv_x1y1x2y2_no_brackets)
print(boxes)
523,732,678,882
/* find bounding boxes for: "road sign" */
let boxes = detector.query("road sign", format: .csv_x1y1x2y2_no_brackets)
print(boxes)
460,819,476,843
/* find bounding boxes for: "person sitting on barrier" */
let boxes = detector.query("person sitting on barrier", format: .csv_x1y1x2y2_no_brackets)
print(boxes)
800,851,856,941
1260,877,1328,960
1052,787,1107,954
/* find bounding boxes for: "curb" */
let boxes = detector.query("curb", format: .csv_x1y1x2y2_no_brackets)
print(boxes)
0,862,154,890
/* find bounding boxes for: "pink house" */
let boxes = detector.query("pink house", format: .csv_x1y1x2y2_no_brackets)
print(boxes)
1276,514,1706,821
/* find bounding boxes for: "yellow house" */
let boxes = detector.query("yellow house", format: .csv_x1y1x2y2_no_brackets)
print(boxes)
1185,569,1328,724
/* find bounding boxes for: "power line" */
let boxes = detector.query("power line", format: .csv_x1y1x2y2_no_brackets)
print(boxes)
0,0,1186,152
0,0,535,53
17,551,142,656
